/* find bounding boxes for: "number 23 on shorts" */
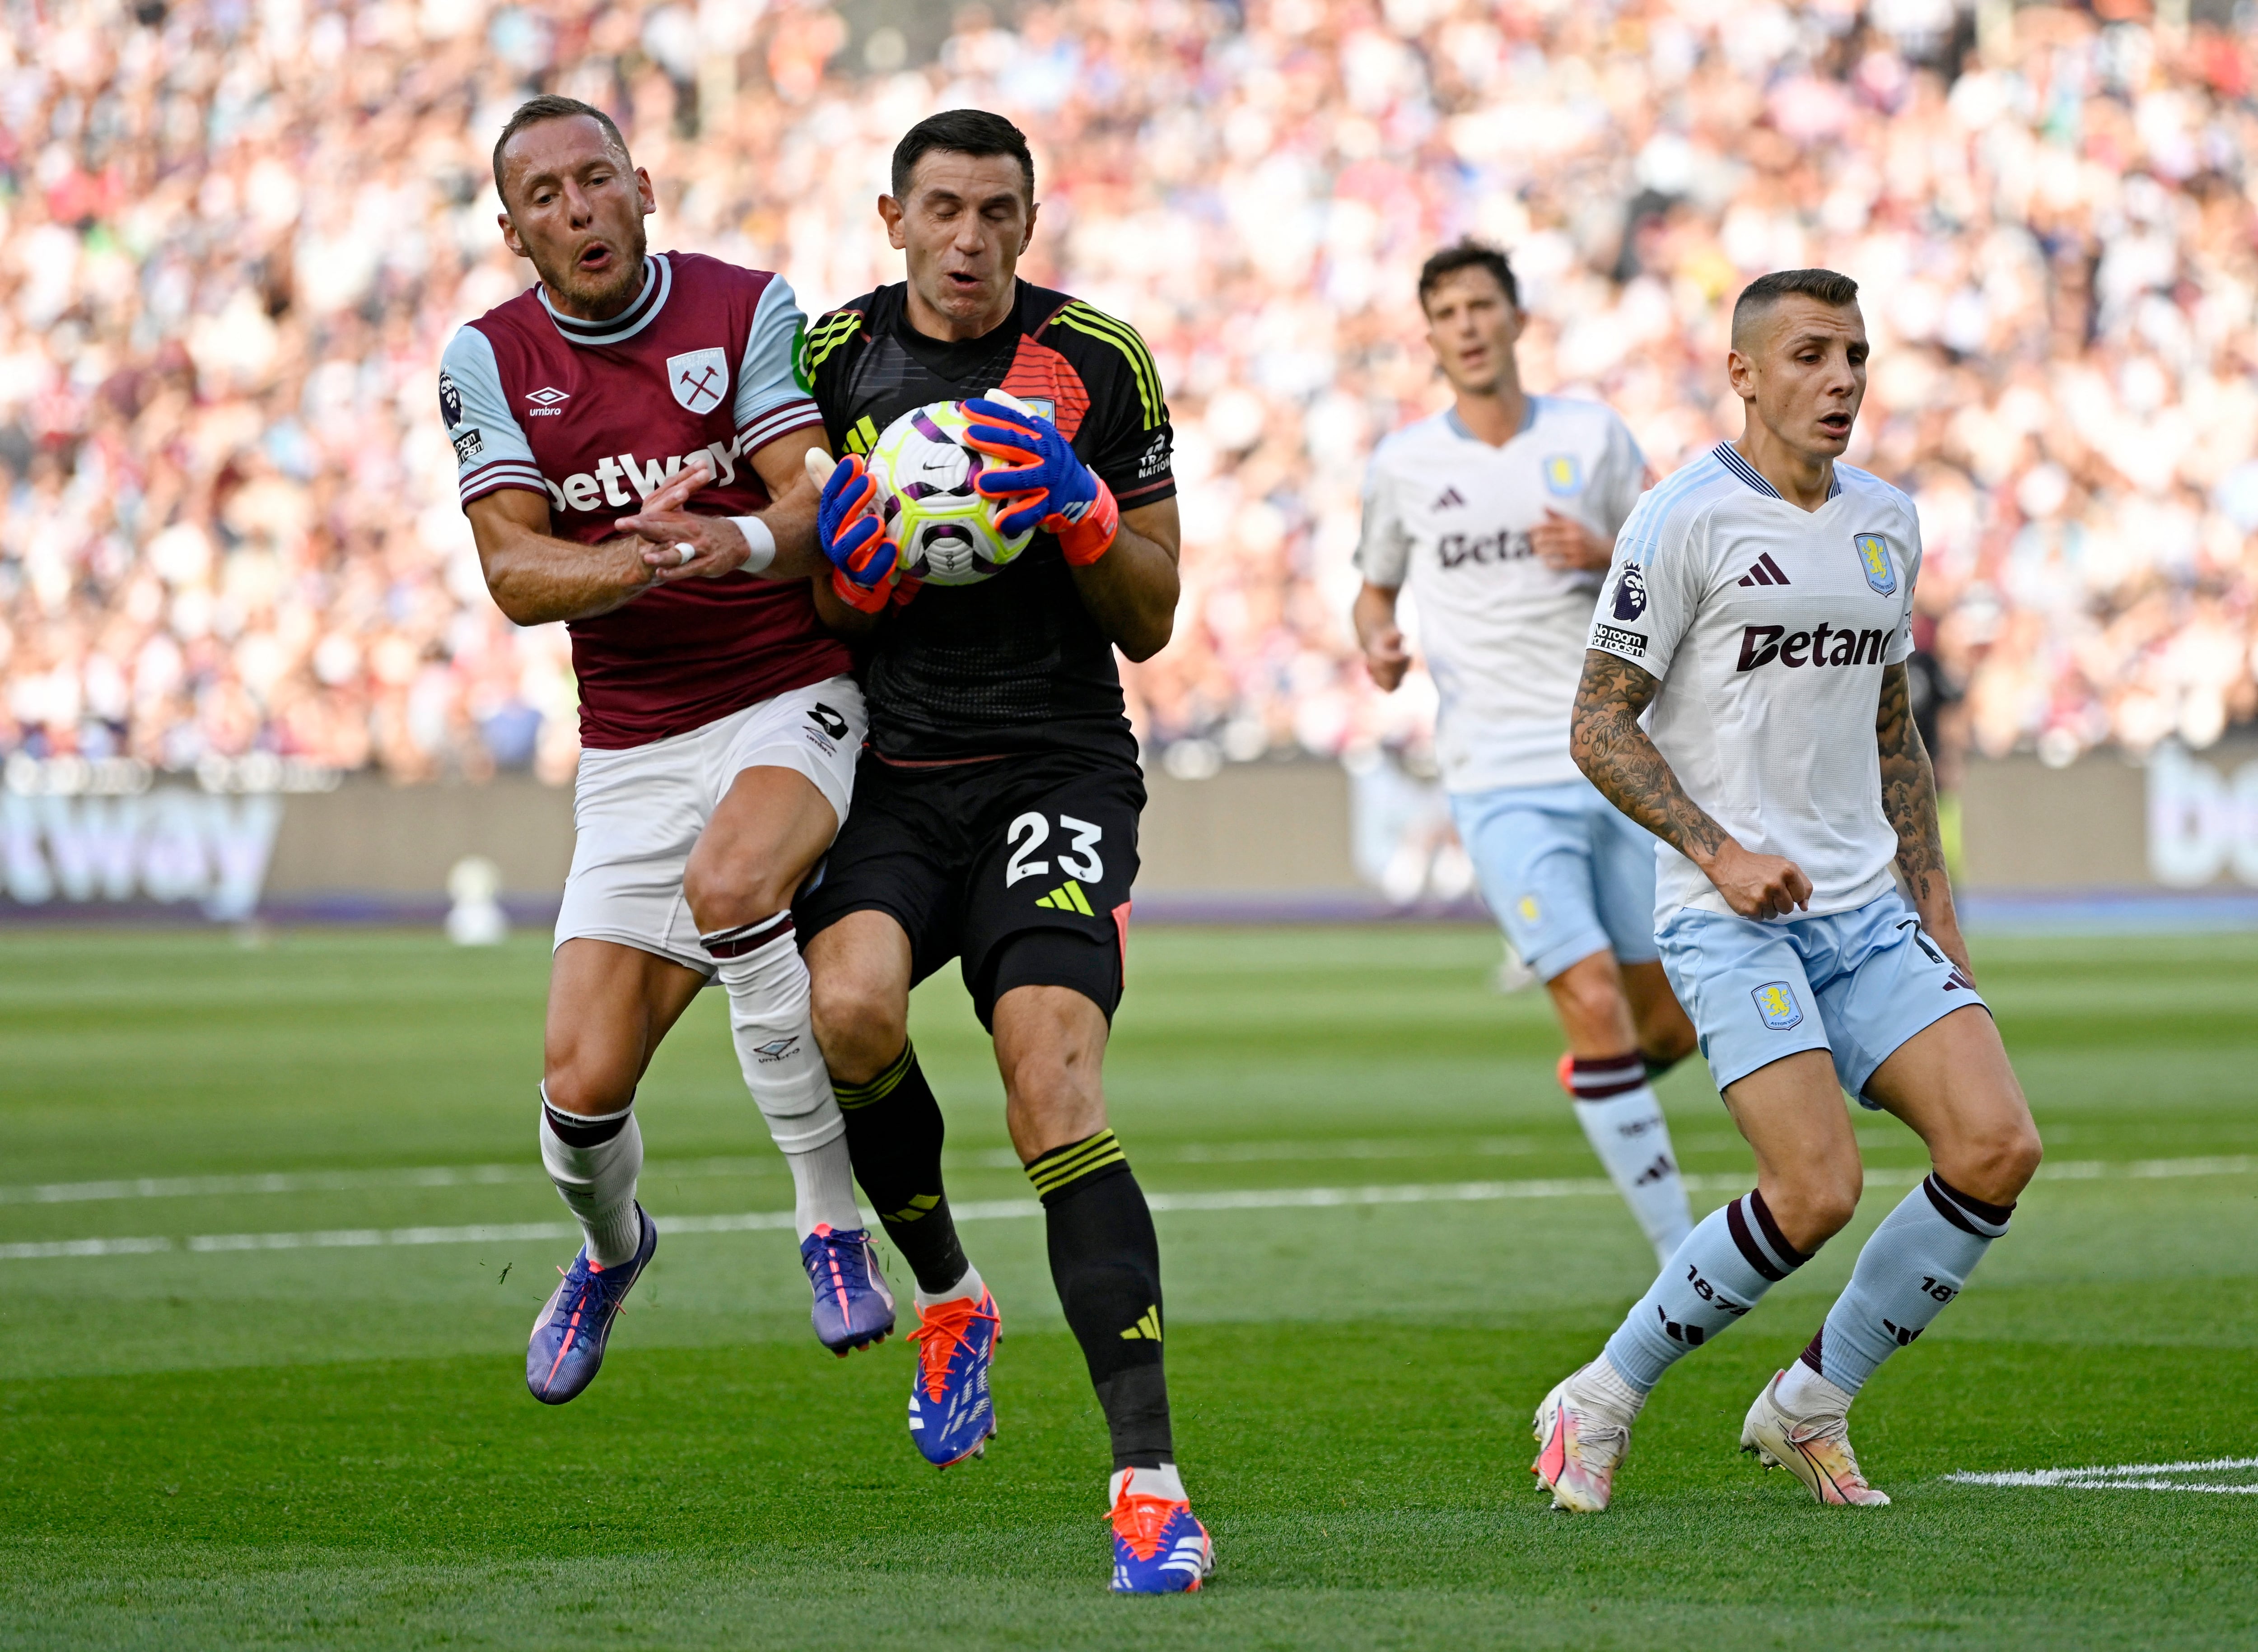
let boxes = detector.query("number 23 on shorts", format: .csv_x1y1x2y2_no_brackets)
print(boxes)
1004,813,1106,888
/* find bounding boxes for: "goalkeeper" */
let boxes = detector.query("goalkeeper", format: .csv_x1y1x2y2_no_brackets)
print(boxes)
794,111,1208,1593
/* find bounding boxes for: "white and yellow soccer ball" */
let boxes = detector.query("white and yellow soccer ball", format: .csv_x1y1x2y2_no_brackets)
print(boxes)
863,394,1037,586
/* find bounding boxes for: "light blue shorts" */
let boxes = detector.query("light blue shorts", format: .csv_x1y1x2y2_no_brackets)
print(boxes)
1656,891,1988,1104
1450,778,1660,982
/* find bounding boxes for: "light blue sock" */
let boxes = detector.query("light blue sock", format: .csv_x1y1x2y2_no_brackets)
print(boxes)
1796,1173,2010,1397
1601,1188,1813,1392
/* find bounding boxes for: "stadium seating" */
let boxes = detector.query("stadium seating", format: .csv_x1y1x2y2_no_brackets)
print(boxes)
0,0,2250,786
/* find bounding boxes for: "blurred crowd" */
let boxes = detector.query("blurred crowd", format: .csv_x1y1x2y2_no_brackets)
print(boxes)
1,0,2255,788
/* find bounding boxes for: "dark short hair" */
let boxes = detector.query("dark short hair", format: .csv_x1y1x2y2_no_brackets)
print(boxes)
890,109,1035,203
492,95,631,208
1731,268,1861,346
1417,241,1520,312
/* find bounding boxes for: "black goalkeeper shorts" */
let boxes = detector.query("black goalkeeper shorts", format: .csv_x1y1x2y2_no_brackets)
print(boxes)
797,748,1143,1030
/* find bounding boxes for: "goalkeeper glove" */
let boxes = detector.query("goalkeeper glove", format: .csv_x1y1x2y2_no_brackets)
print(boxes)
815,453,900,613
962,397,1120,566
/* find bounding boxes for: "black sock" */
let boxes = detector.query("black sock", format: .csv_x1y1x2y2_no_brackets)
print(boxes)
1028,1131,1172,1471
834,1042,968,1295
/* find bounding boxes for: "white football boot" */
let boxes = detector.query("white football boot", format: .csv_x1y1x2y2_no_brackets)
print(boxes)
1740,1369,1891,1506
1530,1359,1644,1512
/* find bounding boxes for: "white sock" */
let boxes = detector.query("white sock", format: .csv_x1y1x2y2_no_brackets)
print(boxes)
1572,1354,1648,1421
1773,1359,1855,1419
1567,1054,1694,1265
538,1089,644,1267
788,1138,863,1240
913,1261,984,1313
702,912,864,1240
1110,1462,1187,1505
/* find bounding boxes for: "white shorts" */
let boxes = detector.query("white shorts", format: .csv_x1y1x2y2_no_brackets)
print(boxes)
555,675,867,973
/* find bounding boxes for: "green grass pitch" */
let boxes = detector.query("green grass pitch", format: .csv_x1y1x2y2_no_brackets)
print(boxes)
1,924,2254,1649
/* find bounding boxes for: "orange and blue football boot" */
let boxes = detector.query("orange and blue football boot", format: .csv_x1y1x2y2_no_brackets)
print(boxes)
1109,1468,1213,1593
526,1204,656,1404
799,1224,895,1355
905,1289,998,1466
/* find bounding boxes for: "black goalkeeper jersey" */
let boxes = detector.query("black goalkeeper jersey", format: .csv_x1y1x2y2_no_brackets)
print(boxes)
800,279,1175,764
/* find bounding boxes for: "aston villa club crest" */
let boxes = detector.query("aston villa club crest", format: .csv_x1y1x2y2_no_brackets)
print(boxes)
1751,981,1803,1030
667,347,730,414
1542,454,1582,496
1854,532,1896,595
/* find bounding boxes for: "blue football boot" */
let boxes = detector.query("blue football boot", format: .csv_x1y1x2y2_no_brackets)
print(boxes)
525,1204,656,1405
800,1224,896,1355
905,1288,999,1467
1109,1468,1213,1594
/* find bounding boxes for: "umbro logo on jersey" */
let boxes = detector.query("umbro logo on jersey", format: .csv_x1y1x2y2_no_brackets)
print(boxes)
525,386,569,418
1432,486,1467,510
1737,553,1791,587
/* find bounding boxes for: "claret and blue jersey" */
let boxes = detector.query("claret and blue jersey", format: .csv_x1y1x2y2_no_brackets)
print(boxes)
439,252,847,751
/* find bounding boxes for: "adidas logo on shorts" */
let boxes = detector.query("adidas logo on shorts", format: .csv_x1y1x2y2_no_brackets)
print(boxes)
1035,880,1096,915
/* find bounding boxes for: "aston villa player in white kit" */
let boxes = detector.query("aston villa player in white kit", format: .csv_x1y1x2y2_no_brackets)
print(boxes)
1355,243,1698,1266
440,97,892,1403
1531,270,2043,1511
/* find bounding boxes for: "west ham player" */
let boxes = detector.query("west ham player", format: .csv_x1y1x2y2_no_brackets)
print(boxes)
1355,242,1698,1267
1531,269,2043,1510
440,97,893,1403
798,111,1210,1593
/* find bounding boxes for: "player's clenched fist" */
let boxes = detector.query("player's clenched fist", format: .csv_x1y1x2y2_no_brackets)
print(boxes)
1703,841,1814,921
1360,620,1410,691
814,451,900,613
962,396,1120,565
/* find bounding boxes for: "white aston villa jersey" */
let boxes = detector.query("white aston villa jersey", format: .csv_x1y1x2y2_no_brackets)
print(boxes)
1357,397,1647,792
1586,443,1921,922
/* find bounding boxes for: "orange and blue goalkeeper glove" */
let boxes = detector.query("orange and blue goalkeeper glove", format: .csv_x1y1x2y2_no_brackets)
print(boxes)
816,453,900,613
962,397,1120,566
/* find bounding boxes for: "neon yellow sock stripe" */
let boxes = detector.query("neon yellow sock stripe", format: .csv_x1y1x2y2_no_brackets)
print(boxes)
1052,306,1164,429
1026,1130,1128,1196
834,1042,914,1111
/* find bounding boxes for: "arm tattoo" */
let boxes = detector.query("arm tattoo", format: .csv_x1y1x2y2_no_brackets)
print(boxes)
1875,662,1952,914
1570,650,1730,863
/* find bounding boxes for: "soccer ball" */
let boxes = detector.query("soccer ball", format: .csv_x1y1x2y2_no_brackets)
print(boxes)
865,396,1036,586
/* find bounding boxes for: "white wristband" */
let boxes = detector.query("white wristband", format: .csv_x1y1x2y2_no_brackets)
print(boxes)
730,516,776,575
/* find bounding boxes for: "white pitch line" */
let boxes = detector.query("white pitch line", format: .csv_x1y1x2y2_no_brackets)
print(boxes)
1947,1457,2258,1495
8,1148,2247,1210
0,1137,1551,1206
9,1153,2256,1264
0,1159,782,1206
0,1177,1634,1261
